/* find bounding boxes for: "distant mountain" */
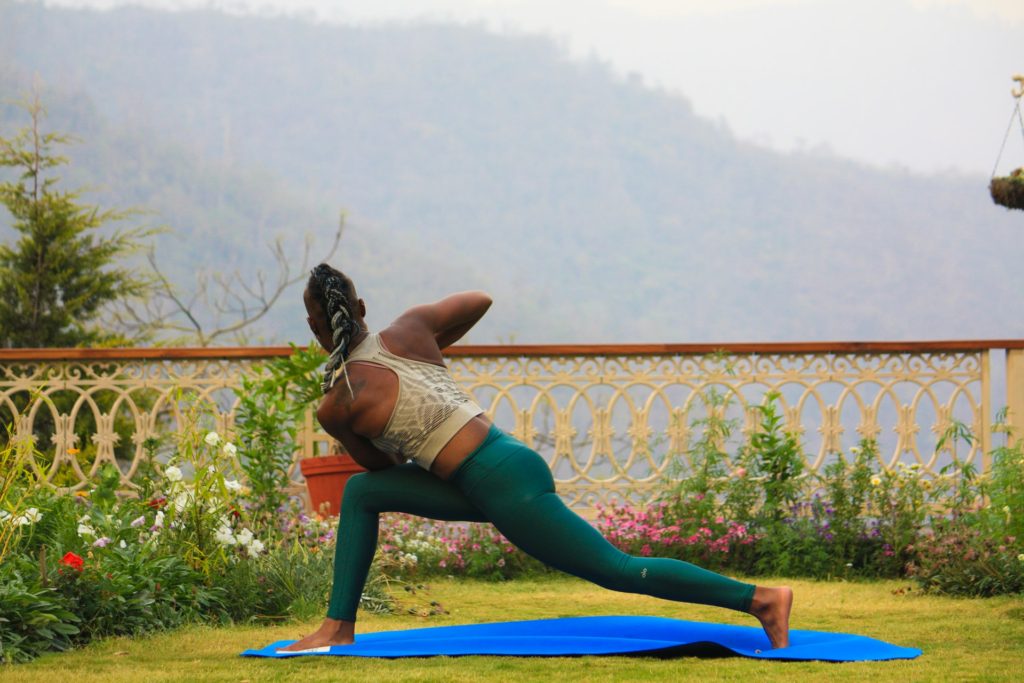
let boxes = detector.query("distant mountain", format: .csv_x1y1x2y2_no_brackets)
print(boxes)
1,1,1020,343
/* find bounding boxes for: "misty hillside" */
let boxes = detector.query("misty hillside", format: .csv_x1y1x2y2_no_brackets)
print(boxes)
1,1,1021,344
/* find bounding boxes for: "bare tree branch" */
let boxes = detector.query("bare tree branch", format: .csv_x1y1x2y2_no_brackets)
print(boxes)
106,213,345,346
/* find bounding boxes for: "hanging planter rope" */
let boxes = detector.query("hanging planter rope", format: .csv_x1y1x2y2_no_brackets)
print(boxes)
989,75,1024,211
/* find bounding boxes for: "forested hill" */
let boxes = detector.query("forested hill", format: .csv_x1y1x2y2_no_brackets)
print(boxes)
1,1,1021,343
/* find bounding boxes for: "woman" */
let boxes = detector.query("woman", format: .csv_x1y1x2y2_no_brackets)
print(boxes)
283,264,792,652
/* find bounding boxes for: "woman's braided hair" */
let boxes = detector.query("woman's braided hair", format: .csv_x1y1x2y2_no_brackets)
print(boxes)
308,264,361,395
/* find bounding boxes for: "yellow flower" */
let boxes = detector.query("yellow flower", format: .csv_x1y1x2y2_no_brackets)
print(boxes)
74,490,90,498
870,476,882,487
67,448,80,455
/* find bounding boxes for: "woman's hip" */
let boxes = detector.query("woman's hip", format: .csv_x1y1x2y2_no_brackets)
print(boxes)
449,426,554,499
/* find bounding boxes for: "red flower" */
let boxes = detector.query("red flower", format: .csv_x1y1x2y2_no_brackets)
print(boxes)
147,497,167,510
60,552,84,571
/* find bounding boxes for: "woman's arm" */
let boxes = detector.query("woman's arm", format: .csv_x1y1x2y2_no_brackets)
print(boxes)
317,403,404,471
398,291,493,350
337,430,405,471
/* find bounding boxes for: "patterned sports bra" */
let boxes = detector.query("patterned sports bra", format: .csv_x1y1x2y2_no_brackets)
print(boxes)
336,333,484,470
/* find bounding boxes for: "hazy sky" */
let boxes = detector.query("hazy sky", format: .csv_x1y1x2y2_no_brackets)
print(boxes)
45,0,1024,176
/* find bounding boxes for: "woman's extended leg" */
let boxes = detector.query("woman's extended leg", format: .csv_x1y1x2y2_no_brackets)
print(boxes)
450,432,792,648
280,462,486,650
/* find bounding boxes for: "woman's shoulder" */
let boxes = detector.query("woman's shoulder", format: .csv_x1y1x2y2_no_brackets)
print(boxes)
377,321,445,366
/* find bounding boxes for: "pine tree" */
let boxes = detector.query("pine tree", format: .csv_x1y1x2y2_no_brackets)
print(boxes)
0,96,153,348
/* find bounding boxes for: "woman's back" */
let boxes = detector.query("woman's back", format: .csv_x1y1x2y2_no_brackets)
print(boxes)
303,273,495,476
341,330,482,470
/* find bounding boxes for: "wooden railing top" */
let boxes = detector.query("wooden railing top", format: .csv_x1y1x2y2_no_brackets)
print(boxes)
2,340,1024,361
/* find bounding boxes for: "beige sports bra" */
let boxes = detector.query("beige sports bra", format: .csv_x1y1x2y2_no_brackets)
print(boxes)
337,333,483,470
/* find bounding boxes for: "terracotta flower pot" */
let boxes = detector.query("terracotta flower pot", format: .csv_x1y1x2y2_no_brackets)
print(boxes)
299,454,366,517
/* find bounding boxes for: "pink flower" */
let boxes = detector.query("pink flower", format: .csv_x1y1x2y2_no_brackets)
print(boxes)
733,467,746,478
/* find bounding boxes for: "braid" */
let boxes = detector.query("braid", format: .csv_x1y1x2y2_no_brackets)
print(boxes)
309,264,361,395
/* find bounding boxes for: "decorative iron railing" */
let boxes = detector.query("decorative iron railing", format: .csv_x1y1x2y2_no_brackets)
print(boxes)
2,342,1023,511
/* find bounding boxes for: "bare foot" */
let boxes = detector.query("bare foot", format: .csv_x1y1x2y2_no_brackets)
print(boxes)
278,618,355,652
748,585,793,649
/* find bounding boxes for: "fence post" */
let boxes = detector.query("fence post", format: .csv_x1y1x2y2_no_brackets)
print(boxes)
1008,348,1024,448
981,349,992,470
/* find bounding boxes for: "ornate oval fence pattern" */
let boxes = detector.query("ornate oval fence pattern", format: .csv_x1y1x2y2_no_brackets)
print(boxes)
2,342,1023,511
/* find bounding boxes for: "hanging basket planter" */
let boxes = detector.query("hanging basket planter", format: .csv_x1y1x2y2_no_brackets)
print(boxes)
989,75,1024,211
989,169,1024,210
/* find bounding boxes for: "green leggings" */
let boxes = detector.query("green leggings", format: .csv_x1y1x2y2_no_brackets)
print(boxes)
327,425,755,621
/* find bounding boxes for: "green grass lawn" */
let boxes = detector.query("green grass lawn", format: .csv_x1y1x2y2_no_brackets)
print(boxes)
6,576,1023,682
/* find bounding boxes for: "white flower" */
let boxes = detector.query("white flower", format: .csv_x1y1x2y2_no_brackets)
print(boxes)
204,431,221,447
130,515,146,528
13,507,42,526
1018,553,1024,563
214,526,236,546
850,446,862,455
225,479,243,492
164,465,183,482
153,510,165,529
0,510,10,523
247,538,265,556
237,527,254,547
77,523,96,537
222,443,238,457
208,465,217,473
119,539,127,549
173,491,192,513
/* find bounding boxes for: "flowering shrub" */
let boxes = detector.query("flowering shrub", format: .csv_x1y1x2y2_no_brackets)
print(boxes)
594,501,755,571
908,522,1024,596
376,513,547,580
0,406,397,664
233,345,324,533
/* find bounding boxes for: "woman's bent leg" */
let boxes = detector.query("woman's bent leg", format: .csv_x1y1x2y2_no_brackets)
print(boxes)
327,463,487,621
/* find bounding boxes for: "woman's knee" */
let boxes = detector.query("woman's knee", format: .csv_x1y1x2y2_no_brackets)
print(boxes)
343,471,371,493
338,471,375,513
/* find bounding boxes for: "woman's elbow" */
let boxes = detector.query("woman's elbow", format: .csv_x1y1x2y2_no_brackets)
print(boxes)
471,290,493,311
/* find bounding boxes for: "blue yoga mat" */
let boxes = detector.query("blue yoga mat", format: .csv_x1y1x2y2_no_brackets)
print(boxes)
241,616,921,662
